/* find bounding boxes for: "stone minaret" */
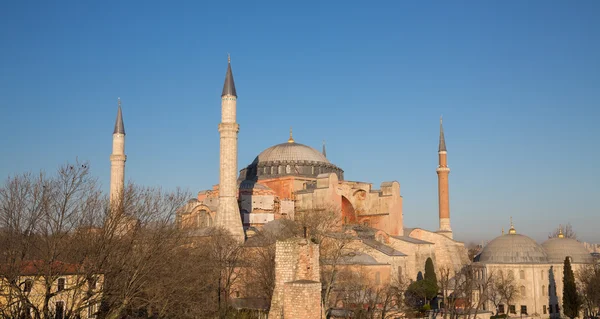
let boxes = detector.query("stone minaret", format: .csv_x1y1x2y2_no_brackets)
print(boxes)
436,116,452,238
216,56,245,241
110,98,127,207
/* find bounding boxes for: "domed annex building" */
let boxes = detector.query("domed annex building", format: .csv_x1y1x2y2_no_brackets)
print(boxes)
174,58,470,283
474,225,594,319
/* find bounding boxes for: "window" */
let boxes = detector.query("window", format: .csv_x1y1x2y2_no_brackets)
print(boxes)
521,305,527,315
374,272,381,285
498,305,505,314
520,285,526,296
543,305,547,314
286,165,291,174
398,266,403,279
519,270,525,280
55,301,65,319
541,269,545,280
542,285,546,296
57,278,65,291
24,279,33,293
509,305,516,314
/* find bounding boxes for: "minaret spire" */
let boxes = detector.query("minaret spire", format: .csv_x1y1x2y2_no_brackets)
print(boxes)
110,98,127,207
113,98,125,134
322,140,327,157
439,116,446,152
216,56,244,242
222,54,237,97
436,117,452,238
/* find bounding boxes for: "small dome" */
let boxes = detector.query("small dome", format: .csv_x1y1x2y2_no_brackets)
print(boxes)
542,237,593,264
478,234,548,264
256,142,329,164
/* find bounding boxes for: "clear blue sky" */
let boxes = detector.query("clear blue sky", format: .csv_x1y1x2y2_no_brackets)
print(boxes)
1,1,598,243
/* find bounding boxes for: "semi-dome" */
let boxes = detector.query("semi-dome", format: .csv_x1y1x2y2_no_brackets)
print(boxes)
542,237,593,264
478,233,548,264
238,131,344,181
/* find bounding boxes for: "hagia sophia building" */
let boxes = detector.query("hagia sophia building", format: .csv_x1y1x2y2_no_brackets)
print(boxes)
108,57,596,318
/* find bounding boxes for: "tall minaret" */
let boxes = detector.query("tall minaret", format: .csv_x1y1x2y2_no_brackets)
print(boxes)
436,116,452,238
110,98,127,207
216,55,245,241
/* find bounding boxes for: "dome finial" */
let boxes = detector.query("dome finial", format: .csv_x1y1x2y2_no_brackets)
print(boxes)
228,53,231,64
508,216,516,234
558,225,564,238
502,227,505,235
288,127,294,143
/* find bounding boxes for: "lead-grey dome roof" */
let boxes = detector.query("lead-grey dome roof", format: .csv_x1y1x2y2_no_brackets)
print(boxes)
542,238,594,264
238,139,344,181
478,234,548,264
256,142,330,164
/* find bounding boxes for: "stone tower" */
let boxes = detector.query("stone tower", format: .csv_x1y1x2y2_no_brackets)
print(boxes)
110,98,126,207
436,117,452,238
216,56,245,242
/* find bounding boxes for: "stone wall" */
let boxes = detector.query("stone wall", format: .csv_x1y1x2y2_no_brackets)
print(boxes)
283,280,321,319
268,238,320,319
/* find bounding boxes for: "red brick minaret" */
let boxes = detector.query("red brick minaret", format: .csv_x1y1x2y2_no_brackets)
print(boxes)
437,117,452,238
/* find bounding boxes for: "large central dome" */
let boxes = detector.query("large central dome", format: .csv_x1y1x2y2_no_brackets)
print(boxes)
238,134,344,181
256,142,329,164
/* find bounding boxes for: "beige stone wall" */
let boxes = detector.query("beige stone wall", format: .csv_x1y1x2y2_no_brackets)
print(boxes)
283,281,321,319
269,238,320,319
388,238,435,281
407,228,469,276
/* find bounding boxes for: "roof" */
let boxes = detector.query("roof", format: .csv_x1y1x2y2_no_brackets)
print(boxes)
362,239,407,256
0,260,87,276
542,237,594,264
391,235,434,245
255,142,331,164
322,251,385,265
478,233,548,264
113,102,125,134
221,60,237,97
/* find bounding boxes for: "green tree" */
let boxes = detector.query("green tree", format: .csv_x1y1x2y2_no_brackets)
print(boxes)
563,257,580,319
424,258,439,292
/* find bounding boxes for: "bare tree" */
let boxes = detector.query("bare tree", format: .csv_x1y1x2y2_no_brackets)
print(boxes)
576,264,600,317
489,269,520,317
548,223,577,239
0,161,106,319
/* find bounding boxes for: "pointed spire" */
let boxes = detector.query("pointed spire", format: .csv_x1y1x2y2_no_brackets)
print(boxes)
322,140,327,157
221,54,237,97
288,127,294,143
113,98,125,135
438,116,447,152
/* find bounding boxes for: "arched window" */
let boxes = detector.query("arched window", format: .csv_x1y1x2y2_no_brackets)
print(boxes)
541,270,545,280
398,266,403,279
23,279,33,293
375,272,381,285
520,270,525,280
286,165,291,174
542,285,546,296
520,285,526,296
